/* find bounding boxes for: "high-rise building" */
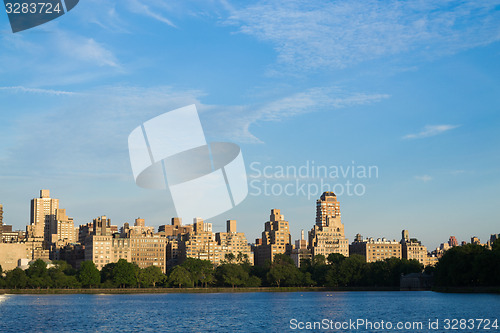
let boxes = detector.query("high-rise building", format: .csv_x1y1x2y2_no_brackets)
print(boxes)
50,208,76,250
178,218,223,264
448,236,458,247
349,234,402,262
308,192,349,257
291,230,312,267
158,218,193,238
84,217,166,271
253,209,292,266
129,227,166,273
28,189,59,244
215,220,254,264
315,191,341,227
401,230,428,266
471,236,481,245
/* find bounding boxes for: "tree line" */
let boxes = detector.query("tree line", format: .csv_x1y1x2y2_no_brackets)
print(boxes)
0,253,424,289
1,240,498,290
433,240,500,287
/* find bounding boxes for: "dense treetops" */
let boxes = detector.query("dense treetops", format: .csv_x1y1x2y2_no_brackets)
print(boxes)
1,240,498,290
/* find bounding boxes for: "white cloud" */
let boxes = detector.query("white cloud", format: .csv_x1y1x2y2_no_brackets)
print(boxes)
0,86,76,96
415,175,433,182
201,87,390,143
225,0,500,71
403,124,460,139
126,0,177,27
56,33,120,68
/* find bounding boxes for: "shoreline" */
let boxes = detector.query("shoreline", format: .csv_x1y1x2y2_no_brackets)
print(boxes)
0,286,400,295
2,286,498,295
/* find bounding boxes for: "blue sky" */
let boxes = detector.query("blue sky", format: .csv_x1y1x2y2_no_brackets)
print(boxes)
1,0,499,250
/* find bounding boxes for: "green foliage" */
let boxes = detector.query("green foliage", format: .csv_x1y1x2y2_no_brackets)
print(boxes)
26,259,51,288
78,261,101,288
216,263,249,288
435,244,500,287
267,254,303,287
140,266,165,288
168,266,193,288
49,266,80,289
113,259,139,288
5,268,28,289
224,253,236,264
181,258,214,287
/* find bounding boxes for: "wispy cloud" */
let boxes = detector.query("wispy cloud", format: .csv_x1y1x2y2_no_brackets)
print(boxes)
126,0,177,28
201,87,390,143
415,175,433,182
403,124,460,139
56,33,120,68
0,86,76,96
225,0,500,71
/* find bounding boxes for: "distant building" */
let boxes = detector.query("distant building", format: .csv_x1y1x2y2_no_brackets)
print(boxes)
50,209,76,248
160,218,192,269
0,243,31,270
27,190,59,245
1,225,25,243
253,209,292,266
350,234,402,262
448,236,458,247
178,218,222,265
471,236,481,245
308,192,349,257
158,218,193,238
84,216,167,272
401,230,428,266
215,220,254,264
291,230,312,267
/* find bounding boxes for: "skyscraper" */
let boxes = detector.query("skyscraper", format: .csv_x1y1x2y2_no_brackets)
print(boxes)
308,192,349,257
253,209,292,265
28,189,59,244
315,191,341,227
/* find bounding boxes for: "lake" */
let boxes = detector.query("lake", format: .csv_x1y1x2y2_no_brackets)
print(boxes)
0,291,499,332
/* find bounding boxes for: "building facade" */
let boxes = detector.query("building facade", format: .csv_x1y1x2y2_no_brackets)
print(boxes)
308,192,349,257
401,230,428,266
215,220,254,264
349,233,402,262
253,209,292,266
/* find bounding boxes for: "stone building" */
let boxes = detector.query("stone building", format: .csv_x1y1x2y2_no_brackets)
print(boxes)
308,192,349,257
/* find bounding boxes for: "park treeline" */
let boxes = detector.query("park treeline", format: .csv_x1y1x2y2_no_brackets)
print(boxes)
433,241,500,287
1,240,498,289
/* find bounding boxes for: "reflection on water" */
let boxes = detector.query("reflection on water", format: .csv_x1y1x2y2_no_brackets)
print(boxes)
0,291,498,332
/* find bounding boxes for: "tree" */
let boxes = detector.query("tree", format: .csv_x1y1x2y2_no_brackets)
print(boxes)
112,259,138,288
267,254,303,287
216,264,248,288
236,252,250,264
337,254,367,286
5,268,28,289
100,262,116,287
78,261,101,288
26,259,51,288
327,253,346,265
140,266,165,288
168,266,192,288
224,253,236,264
181,258,214,287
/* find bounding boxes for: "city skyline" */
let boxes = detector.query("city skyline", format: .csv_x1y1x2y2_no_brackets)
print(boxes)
0,188,496,252
1,1,499,251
